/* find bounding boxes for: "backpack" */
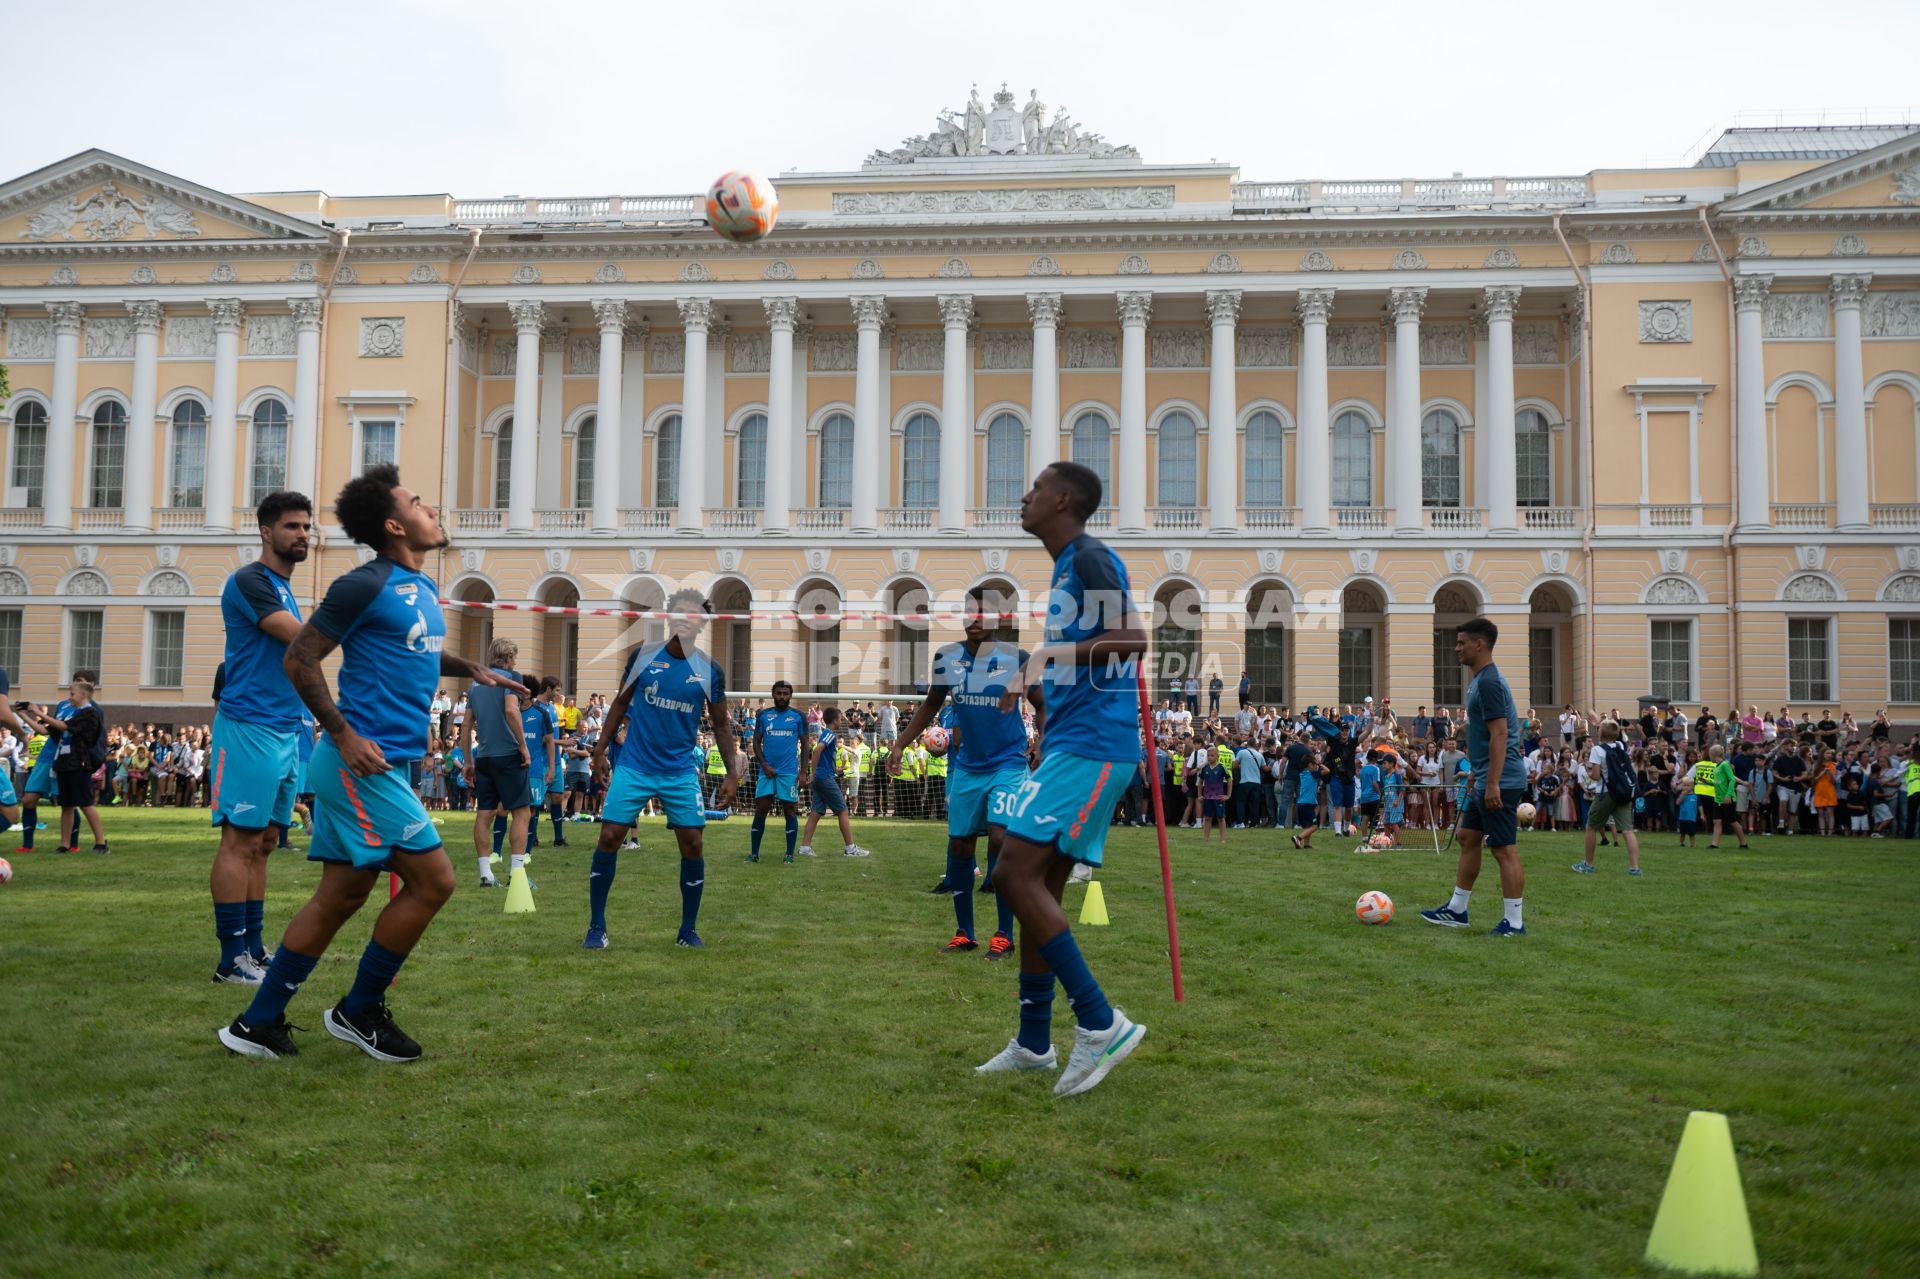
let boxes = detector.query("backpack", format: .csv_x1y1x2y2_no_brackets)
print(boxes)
1603,742,1635,802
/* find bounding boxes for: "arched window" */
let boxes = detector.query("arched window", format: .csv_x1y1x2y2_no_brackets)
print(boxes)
1421,408,1462,508
901,412,939,508
492,417,514,509
1156,410,1197,507
9,400,48,507
818,411,853,508
249,398,289,505
1071,411,1112,494
89,402,128,508
1516,408,1551,506
985,412,1026,507
654,413,681,509
169,401,208,509
573,414,596,509
1331,410,1373,507
736,412,767,509
1244,410,1285,506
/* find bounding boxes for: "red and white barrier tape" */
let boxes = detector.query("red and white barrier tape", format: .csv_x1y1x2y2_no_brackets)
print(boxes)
436,598,1048,625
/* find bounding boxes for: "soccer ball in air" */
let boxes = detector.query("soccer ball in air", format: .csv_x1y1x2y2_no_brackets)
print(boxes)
1355,890,1394,925
922,726,951,757
1517,802,1538,827
706,170,779,243
0,856,12,885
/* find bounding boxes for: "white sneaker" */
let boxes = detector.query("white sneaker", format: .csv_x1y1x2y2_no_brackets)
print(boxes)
1068,862,1092,884
212,955,266,985
843,844,871,858
797,844,816,857
975,1038,1058,1073
621,839,640,850
1054,1009,1146,1097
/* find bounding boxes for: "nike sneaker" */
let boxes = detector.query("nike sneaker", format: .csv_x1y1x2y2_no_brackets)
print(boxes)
212,955,265,985
1054,1009,1146,1097
928,878,952,894
218,1014,299,1059
975,1038,1058,1073
324,1003,423,1062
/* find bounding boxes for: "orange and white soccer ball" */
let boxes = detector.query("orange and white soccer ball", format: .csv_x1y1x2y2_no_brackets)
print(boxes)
1355,890,1393,925
922,726,951,757
0,856,12,885
1366,833,1395,851
1517,802,1538,827
706,170,779,243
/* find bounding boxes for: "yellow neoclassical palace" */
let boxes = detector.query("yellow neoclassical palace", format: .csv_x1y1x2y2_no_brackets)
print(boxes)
2,92,1918,721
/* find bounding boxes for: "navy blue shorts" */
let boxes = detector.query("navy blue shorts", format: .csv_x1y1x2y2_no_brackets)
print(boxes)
1460,787,1526,847
473,755,531,811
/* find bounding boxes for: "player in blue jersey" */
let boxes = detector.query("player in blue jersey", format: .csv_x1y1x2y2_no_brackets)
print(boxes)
584,588,739,950
0,666,28,840
218,465,524,1062
973,462,1148,1097
894,585,1045,958
13,681,80,853
518,676,561,863
798,707,869,857
746,680,806,864
1421,617,1529,936
208,490,313,983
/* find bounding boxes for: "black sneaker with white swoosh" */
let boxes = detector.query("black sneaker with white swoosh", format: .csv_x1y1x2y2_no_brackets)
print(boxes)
218,1015,300,1059
325,1003,423,1062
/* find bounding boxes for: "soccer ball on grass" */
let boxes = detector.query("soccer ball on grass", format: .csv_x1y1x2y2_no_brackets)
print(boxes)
1517,802,1538,827
1355,890,1393,925
0,856,12,885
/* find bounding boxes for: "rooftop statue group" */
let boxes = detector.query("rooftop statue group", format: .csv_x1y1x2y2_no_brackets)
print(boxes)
866,84,1141,165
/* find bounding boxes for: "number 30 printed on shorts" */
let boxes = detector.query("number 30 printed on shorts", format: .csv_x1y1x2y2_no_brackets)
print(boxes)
993,779,1043,822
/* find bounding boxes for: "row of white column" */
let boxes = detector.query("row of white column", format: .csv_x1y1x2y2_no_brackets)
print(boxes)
1733,272,1874,530
499,285,1535,538
31,299,321,534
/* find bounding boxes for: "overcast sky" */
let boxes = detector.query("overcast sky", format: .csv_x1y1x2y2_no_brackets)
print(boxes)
6,0,1916,199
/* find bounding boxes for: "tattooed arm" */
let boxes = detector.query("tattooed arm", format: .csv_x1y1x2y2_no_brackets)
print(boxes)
283,624,388,777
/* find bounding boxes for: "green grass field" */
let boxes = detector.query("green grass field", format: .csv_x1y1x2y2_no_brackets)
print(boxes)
2,810,1917,1278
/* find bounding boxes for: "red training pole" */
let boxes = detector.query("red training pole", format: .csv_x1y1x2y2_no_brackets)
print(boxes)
1136,665,1185,1002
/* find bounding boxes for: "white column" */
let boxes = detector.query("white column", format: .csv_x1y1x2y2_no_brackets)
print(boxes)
591,299,626,535
1831,273,1871,530
1027,292,1061,478
289,299,321,501
788,318,811,514
1296,288,1334,535
850,295,886,535
123,301,162,531
762,298,797,535
205,298,244,532
676,297,712,535
704,323,728,510
620,320,648,507
1206,288,1242,533
1388,286,1427,532
43,303,83,530
537,322,565,510
1471,313,1490,508
506,299,543,534
937,293,973,533
1117,290,1151,533
1483,285,1521,534
1733,275,1771,529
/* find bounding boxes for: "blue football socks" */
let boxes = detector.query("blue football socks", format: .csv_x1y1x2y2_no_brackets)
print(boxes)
244,899,266,959
1017,970,1057,1054
242,946,320,1024
1038,929,1114,1032
947,850,976,940
750,814,766,858
588,850,618,930
784,815,798,858
340,939,408,1016
550,800,565,840
679,856,705,933
987,849,1014,939
19,808,34,849
491,814,507,855
214,901,248,968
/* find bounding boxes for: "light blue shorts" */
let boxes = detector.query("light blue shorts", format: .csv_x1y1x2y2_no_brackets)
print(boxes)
210,711,298,831
294,755,310,797
0,768,15,808
999,751,1130,867
754,772,798,803
603,764,706,828
23,750,55,800
546,768,566,798
948,764,1030,839
306,736,442,871
527,766,551,808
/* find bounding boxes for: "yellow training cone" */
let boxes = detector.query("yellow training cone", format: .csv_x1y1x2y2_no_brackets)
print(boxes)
503,868,537,915
1078,880,1109,926
1645,1111,1758,1276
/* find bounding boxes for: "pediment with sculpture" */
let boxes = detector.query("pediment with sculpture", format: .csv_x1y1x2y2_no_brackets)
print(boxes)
866,84,1140,165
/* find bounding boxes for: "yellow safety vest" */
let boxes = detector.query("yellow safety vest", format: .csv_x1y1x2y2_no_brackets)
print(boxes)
1171,754,1185,785
1691,760,1717,796
1217,744,1233,769
705,746,726,775
926,750,947,778
1906,760,1920,797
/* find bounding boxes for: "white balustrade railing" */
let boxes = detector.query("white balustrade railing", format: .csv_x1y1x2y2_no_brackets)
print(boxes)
1235,175,1589,213
1424,506,1485,532
1084,510,1112,530
1149,506,1203,530
969,507,1022,530
76,509,124,530
1647,504,1700,528
1334,506,1390,531
454,194,701,224
1522,506,1581,532
1771,503,1833,530
0,507,42,530
537,508,589,531
155,507,204,530
882,507,936,531
1872,503,1920,530
706,507,761,532
621,508,674,532
454,508,505,531
795,507,848,532
1240,506,1299,530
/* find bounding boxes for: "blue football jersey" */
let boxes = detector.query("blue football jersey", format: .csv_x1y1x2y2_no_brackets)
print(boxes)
522,698,554,773
1039,533,1140,760
1466,662,1527,791
219,561,305,731
616,641,724,776
755,706,807,775
307,557,445,762
931,640,1031,773
812,726,840,779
